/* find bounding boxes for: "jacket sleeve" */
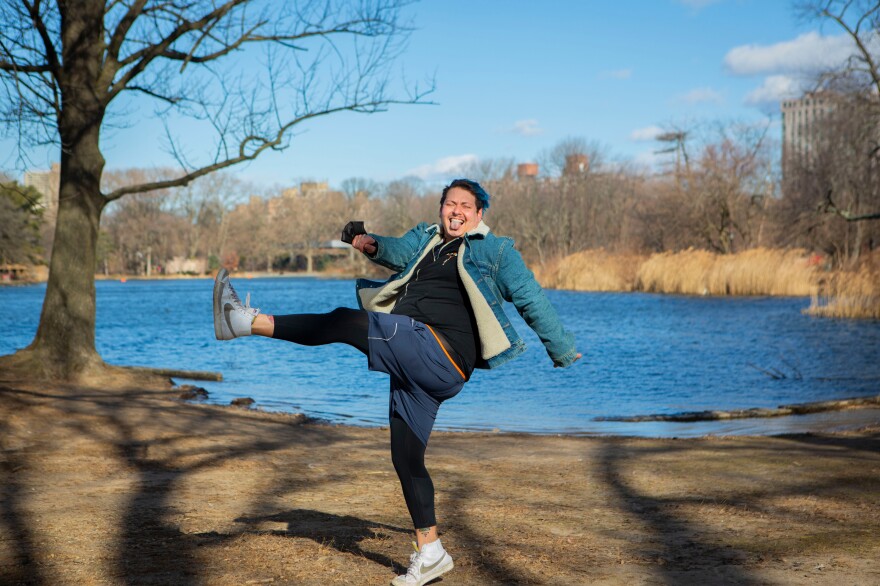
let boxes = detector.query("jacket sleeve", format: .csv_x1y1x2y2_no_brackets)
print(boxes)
366,223,429,273
494,240,579,367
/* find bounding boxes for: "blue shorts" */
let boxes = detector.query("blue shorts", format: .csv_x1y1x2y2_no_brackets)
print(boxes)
367,312,466,445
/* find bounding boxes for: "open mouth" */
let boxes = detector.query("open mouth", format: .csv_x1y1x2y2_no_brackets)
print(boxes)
449,218,463,230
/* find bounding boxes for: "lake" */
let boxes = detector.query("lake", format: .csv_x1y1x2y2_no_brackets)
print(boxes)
2,277,879,437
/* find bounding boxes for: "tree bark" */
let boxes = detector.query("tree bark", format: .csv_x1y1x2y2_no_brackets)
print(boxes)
19,1,108,379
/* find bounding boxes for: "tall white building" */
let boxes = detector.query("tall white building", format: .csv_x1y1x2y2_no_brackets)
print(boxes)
781,92,835,169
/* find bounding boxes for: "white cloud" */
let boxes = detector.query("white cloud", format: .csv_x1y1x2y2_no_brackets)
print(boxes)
724,32,853,75
510,119,544,136
744,74,802,106
405,154,479,180
601,68,632,80
678,87,724,105
630,125,664,142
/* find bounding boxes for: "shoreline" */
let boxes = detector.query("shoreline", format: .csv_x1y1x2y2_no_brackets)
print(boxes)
183,388,880,439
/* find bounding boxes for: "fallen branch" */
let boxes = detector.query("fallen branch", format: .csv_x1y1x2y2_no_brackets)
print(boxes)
595,394,880,422
122,366,222,381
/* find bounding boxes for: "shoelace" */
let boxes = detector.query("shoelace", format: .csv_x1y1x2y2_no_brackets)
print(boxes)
228,280,260,317
242,292,260,317
405,543,421,581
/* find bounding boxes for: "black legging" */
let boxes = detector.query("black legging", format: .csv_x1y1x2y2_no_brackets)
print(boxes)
391,411,435,528
272,307,369,354
272,308,437,529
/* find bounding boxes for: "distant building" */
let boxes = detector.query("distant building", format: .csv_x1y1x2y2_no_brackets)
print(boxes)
300,181,329,197
23,162,60,225
165,256,207,275
268,181,331,218
517,163,539,179
781,92,835,174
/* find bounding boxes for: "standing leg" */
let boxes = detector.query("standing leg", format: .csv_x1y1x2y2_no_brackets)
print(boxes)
390,412,454,585
390,412,437,544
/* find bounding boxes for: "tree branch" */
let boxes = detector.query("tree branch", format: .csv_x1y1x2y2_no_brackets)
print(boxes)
0,60,52,73
109,1,247,99
819,189,880,221
126,84,183,104
821,3,880,95
22,0,62,82
102,96,432,202
106,0,148,64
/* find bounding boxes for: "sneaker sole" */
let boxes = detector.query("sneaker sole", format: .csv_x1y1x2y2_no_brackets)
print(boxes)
213,268,228,340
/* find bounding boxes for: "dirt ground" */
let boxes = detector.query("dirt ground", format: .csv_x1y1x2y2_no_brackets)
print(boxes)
1,379,878,586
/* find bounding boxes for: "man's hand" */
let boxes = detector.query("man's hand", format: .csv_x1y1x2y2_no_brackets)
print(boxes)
554,353,582,368
352,234,377,256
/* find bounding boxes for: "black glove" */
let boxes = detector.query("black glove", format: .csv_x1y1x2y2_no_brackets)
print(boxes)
340,220,367,244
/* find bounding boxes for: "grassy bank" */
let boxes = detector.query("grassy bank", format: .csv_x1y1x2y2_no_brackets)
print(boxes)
538,247,880,319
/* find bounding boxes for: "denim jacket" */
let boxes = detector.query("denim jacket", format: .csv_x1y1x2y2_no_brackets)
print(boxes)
355,221,578,369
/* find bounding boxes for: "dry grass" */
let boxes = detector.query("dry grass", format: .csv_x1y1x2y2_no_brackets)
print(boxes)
538,247,819,297
807,251,880,319
539,246,880,318
636,247,818,297
535,249,647,292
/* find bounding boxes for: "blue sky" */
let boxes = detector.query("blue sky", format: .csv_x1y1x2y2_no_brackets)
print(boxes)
4,0,862,189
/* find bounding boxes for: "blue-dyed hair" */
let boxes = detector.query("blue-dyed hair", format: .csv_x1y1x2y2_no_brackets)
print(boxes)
441,178,491,212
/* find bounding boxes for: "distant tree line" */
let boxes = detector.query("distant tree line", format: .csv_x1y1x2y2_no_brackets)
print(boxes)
85,112,877,276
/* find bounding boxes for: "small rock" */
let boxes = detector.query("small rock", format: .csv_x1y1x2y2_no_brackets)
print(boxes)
177,385,209,401
231,397,255,408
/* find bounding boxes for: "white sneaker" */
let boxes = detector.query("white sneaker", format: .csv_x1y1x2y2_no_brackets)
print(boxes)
391,542,454,586
213,268,260,340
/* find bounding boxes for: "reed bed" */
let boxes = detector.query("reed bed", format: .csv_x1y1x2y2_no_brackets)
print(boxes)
807,251,880,319
535,249,646,292
539,247,818,296
537,247,879,318
635,247,818,297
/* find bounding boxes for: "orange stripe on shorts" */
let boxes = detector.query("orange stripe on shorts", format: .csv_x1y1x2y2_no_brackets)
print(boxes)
425,324,467,381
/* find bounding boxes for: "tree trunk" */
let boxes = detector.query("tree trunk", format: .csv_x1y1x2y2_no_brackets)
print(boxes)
0,2,110,381
28,161,106,378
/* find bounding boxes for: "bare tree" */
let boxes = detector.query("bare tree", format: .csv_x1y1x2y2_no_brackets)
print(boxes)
647,123,774,254
537,136,609,178
0,0,431,382
782,96,880,263
169,172,252,262
799,0,880,225
225,194,273,271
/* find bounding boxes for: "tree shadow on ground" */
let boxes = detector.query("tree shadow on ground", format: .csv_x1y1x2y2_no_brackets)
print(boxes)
0,396,46,586
0,381,348,586
233,508,409,570
441,473,530,584
597,440,763,585
595,434,880,585
776,428,880,455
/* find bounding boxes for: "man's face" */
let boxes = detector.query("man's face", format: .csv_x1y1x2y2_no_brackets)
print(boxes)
439,187,483,241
